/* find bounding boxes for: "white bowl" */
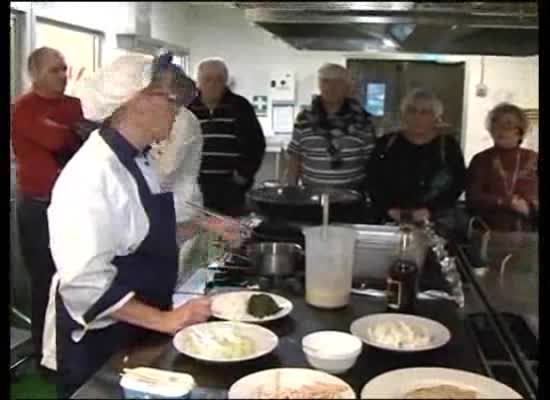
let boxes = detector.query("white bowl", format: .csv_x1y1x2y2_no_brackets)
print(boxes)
301,330,363,374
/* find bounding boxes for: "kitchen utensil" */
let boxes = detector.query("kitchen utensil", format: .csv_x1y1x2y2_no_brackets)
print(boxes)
321,193,329,239
246,186,364,223
246,242,304,277
335,224,429,281
304,226,356,309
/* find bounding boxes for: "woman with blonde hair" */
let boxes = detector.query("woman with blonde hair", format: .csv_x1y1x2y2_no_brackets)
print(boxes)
367,88,466,232
466,103,538,231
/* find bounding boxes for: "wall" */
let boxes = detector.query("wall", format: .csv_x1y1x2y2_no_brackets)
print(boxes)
10,1,193,91
461,56,539,163
184,4,539,163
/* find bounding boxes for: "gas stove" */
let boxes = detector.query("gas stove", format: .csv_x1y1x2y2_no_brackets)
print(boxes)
206,251,305,296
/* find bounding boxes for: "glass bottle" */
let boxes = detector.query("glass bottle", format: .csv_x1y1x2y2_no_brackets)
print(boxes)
386,225,419,313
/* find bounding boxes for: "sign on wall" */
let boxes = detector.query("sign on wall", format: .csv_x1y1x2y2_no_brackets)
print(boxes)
252,95,268,117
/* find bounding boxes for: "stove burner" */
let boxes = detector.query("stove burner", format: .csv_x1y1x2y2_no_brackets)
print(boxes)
258,274,304,295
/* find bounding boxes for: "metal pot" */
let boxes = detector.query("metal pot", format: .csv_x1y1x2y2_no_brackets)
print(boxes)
247,184,365,223
246,242,304,276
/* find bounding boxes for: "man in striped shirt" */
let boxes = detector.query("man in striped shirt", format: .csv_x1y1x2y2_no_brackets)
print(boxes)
287,64,375,190
188,58,266,216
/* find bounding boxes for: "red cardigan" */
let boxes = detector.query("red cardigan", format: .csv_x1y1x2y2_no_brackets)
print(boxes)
466,146,538,230
11,91,84,198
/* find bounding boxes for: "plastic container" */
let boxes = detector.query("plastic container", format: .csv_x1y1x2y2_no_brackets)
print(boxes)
302,331,362,374
120,368,195,399
304,226,356,308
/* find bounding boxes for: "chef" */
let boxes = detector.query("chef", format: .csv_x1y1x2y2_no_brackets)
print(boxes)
41,55,211,397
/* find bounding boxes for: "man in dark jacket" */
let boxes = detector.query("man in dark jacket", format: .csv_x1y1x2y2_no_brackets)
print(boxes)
189,58,266,216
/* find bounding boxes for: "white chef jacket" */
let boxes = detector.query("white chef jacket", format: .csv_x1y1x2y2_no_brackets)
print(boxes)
42,129,163,370
150,107,204,280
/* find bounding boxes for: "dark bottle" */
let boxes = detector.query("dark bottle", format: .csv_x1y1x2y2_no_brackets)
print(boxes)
386,225,419,313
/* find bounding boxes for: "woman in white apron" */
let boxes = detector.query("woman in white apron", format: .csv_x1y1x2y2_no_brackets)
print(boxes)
42,55,212,397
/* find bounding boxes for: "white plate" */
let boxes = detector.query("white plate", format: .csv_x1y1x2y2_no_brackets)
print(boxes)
210,291,293,323
228,368,356,399
360,367,522,399
350,313,451,352
173,321,278,363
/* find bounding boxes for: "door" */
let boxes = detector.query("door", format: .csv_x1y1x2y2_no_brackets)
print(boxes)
347,59,465,144
10,12,32,317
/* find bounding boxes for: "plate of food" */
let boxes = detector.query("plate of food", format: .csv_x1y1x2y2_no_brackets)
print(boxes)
360,367,522,399
350,313,451,352
173,321,278,363
210,291,293,323
228,368,356,399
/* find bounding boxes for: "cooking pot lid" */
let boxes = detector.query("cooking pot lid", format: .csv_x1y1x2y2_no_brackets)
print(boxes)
247,186,363,205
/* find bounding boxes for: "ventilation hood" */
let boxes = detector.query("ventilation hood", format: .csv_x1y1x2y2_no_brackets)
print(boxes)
235,2,538,56
116,2,188,56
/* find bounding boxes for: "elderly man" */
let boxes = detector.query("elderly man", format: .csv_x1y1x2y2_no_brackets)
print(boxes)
188,58,266,217
287,63,375,190
11,47,84,367
42,55,211,397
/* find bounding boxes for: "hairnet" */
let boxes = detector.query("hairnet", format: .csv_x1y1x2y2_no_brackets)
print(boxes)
73,54,154,121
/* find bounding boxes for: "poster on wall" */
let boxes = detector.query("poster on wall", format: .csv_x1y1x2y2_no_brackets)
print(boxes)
252,95,268,117
272,103,294,135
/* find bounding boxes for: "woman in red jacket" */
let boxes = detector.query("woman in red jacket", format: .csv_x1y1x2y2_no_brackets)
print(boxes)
466,103,538,232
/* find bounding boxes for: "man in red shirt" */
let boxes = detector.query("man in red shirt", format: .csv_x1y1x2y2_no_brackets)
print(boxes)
12,47,84,369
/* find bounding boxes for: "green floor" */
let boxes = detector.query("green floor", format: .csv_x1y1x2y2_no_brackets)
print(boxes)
11,372,57,399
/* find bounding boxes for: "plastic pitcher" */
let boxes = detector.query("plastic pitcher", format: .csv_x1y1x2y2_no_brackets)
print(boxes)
303,226,356,309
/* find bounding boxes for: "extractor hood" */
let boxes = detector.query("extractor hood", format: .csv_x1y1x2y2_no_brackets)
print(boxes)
235,2,538,56
116,2,188,56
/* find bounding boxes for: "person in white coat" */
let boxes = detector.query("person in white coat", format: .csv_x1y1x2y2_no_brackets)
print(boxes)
43,55,214,397
73,53,240,283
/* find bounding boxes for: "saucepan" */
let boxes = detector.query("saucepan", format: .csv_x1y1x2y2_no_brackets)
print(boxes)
245,242,304,277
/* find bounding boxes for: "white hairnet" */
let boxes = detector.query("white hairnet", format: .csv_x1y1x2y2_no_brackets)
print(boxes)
73,54,154,121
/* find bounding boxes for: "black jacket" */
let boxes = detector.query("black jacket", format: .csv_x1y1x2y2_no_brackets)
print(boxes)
367,132,466,219
189,89,266,190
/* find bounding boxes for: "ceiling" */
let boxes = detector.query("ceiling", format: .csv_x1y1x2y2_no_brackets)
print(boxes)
234,2,538,56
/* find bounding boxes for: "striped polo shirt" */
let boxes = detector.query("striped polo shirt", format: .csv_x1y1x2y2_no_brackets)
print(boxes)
288,96,376,189
189,96,241,177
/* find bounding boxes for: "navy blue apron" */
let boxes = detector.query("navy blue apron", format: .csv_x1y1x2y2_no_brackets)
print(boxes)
55,128,178,397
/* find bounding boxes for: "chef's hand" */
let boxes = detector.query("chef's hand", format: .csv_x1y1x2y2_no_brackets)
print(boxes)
412,208,431,223
511,196,530,216
388,208,401,222
162,297,211,335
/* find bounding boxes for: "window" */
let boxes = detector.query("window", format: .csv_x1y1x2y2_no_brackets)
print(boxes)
35,19,102,95
364,82,386,117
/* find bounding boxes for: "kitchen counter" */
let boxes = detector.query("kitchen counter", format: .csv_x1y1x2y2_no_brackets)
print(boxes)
457,243,538,338
72,289,484,398
454,242,539,399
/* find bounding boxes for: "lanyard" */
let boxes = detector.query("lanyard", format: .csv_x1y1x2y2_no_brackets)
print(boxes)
495,150,522,198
